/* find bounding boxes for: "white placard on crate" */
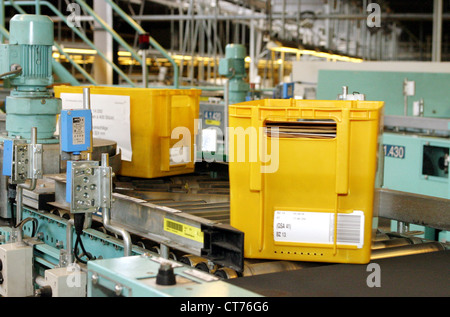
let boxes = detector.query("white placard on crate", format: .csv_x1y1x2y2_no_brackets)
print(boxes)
59,93,132,161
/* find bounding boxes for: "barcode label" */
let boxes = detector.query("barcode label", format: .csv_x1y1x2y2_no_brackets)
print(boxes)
274,210,364,248
163,218,204,243
336,214,363,245
166,219,183,232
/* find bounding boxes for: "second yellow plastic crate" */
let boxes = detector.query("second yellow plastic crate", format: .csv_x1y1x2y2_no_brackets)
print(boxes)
54,86,200,178
228,99,384,264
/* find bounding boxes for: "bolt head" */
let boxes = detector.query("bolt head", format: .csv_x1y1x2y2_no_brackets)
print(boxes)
114,284,123,296
91,273,99,285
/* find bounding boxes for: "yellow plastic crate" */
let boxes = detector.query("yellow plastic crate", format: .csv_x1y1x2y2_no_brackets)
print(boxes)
228,99,384,264
54,86,200,178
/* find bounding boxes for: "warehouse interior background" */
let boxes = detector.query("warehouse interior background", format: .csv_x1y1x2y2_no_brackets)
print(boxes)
9,0,449,87
0,0,448,298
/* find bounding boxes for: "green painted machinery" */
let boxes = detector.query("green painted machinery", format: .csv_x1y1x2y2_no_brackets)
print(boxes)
219,44,249,105
317,73,450,241
0,14,61,142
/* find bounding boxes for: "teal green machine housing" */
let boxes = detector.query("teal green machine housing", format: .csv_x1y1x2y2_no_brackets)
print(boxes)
317,69,450,241
0,15,62,221
219,44,249,105
197,44,250,163
0,14,61,142
317,69,450,118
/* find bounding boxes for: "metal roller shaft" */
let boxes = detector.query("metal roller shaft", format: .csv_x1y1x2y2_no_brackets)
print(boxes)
214,260,322,279
370,242,447,260
371,237,423,250
242,260,318,277
179,254,209,267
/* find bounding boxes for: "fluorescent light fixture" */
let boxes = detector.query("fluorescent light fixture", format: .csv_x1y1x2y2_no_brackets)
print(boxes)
61,48,97,55
268,45,363,63
118,51,132,57
299,49,363,63
269,46,301,54
171,54,192,61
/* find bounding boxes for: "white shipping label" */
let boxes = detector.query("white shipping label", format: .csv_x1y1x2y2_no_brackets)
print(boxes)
274,210,365,248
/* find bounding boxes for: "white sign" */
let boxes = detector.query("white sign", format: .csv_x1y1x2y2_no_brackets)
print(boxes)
60,93,133,161
201,128,217,152
404,80,415,96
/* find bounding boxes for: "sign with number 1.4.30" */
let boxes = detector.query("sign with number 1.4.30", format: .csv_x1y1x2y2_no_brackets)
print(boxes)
384,144,405,159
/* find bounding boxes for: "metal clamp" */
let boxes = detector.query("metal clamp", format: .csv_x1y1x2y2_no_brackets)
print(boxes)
70,155,113,214
11,140,43,183
3,128,43,184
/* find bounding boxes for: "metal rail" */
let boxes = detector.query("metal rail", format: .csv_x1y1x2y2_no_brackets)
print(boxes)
384,115,450,133
102,0,179,88
73,0,141,87
375,188,450,232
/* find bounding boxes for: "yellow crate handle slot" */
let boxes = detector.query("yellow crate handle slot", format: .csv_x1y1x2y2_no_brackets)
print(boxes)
249,107,262,191
245,107,264,251
161,93,196,171
333,110,349,255
333,109,350,255
333,194,340,255
335,109,350,195
160,93,173,172
258,183,265,252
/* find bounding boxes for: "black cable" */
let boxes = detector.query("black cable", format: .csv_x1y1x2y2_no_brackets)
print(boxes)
78,236,91,258
8,200,15,227
0,66,22,78
74,235,87,264
7,183,17,227
75,235,92,263
14,217,38,237
32,220,36,237
74,213,85,236
73,213,93,264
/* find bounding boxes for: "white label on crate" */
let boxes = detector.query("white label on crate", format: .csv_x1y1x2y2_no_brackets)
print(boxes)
273,210,364,248
72,117,85,145
170,146,190,165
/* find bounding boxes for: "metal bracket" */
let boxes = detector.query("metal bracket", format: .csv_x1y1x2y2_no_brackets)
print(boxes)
70,160,112,214
6,139,43,184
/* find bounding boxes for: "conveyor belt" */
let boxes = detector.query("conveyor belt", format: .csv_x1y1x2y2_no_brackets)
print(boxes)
225,250,450,297
43,172,244,270
31,171,450,276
